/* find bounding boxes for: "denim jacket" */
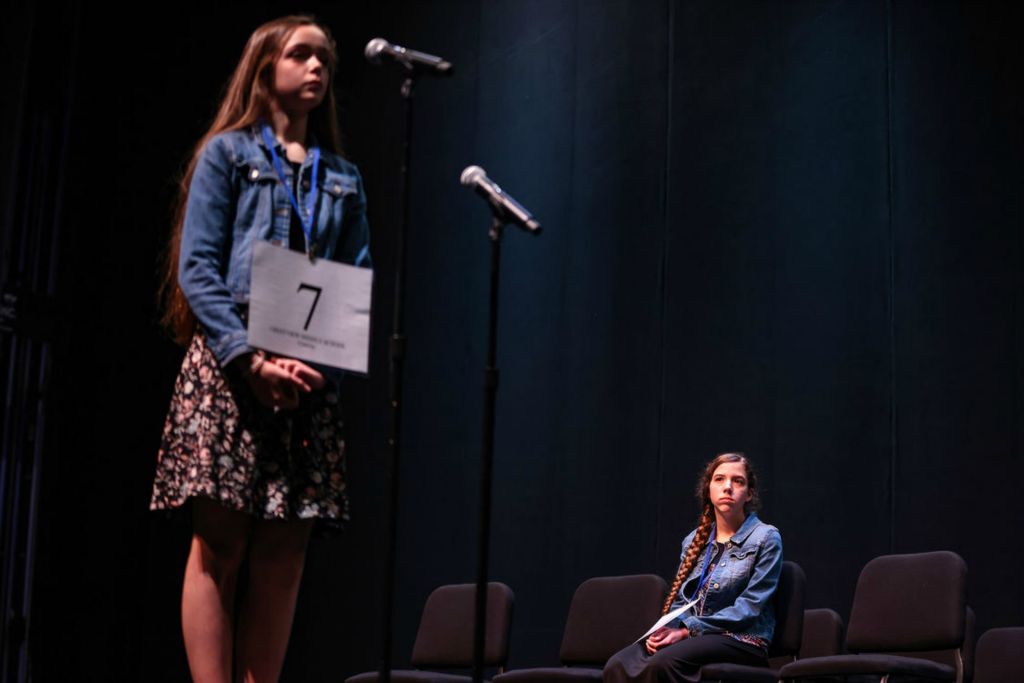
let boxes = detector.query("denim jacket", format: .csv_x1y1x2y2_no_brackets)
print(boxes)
668,513,782,643
178,127,371,368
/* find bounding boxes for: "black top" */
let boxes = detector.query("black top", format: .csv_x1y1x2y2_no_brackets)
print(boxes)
288,160,306,253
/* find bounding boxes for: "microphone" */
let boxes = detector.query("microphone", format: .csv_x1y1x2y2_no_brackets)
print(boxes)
460,166,542,234
364,38,453,76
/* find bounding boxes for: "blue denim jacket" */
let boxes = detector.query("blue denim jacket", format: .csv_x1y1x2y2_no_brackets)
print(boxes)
178,127,371,368
668,513,783,643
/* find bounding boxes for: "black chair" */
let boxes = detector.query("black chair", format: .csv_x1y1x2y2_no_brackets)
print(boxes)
698,561,806,683
794,608,845,660
346,582,515,683
492,574,668,682
973,627,1024,683
891,606,977,683
779,550,968,683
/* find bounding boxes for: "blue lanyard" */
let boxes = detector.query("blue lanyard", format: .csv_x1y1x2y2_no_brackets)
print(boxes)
261,124,320,254
683,524,717,603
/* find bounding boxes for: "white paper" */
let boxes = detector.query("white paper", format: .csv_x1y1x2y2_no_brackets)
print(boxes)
634,598,698,643
248,241,372,373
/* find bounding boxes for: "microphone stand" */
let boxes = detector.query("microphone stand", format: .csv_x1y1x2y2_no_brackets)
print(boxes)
378,72,416,683
472,215,510,683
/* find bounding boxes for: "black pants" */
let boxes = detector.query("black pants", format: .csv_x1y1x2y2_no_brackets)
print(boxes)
602,635,767,683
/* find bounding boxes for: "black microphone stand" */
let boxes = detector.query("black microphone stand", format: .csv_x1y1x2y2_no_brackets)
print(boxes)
472,215,518,683
378,71,416,683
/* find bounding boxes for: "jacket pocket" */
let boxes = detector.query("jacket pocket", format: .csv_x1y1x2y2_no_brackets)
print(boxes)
320,170,359,199
316,170,360,252
721,544,759,580
729,546,758,561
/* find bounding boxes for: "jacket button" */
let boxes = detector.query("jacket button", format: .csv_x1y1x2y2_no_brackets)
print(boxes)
334,183,342,193
713,583,719,589
249,168,260,180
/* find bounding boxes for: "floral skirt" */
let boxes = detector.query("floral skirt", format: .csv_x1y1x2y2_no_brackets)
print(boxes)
150,333,349,534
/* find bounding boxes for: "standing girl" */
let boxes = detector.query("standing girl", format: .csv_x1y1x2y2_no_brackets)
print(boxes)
603,453,783,683
151,15,370,683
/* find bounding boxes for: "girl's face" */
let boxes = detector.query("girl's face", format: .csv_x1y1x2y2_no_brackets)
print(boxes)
708,461,753,520
272,25,331,114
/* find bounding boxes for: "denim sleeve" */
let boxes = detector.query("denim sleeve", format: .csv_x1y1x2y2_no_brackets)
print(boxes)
178,135,251,367
681,528,783,636
340,165,372,269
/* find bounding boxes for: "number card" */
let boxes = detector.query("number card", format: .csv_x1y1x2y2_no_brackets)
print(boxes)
248,241,372,374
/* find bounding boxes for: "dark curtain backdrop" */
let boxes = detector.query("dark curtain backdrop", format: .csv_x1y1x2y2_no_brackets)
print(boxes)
5,1,1020,680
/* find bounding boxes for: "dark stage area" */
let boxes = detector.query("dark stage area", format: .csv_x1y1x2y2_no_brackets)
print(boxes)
2,1,1022,680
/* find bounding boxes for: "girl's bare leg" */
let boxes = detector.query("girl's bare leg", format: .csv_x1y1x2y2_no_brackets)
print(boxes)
234,516,314,683
182,498,252,683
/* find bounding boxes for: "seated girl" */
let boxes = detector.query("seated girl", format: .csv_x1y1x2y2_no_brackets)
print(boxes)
603,452,783,683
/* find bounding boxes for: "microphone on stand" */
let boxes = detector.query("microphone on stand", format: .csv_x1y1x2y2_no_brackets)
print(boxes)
460,166,542,234
364,38,454,76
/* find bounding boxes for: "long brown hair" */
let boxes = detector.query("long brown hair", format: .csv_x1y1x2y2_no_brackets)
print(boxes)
158,15,343,344
661,452,760,614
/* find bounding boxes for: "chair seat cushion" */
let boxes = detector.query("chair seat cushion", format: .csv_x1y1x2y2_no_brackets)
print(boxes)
347,670,487,683
780,653,956,680
493,666,604,682
699,662,778,682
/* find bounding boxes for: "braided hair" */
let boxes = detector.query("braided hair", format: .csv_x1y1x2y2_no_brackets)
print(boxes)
661,452,760,615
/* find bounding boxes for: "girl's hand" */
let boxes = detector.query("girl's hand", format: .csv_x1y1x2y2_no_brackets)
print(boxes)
237,353,324,410
245,358,301,410
272,357,326,392
645,627,688,654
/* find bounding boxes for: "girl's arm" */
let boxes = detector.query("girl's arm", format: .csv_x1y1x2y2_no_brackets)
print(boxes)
178,135,251,367
338,165,371,269
681,528,783,636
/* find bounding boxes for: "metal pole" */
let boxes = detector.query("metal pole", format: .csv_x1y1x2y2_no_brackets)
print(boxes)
472,217,504,683
378,72,416,683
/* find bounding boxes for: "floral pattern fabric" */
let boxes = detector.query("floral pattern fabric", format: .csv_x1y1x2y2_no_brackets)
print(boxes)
151,333,349,535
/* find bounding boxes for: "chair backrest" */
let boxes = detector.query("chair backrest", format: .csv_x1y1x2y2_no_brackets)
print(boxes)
767,561,806,659
846,551,967,655
410,582,515,669
558,574,668,666
973,627,1024,683
797,608,846,659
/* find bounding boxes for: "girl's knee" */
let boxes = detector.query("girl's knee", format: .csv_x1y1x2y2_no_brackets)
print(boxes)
642,644,698,681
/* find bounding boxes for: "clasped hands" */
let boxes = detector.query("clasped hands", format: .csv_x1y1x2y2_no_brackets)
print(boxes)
645,626,689,654
240,351,325,410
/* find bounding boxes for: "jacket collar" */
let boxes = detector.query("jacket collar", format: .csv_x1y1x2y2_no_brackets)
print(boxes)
725,513,761,545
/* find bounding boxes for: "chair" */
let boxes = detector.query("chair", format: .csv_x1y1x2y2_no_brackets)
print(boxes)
492,574,668,682
973,627,1024,683
698,561,806,682
795,608,845,659
890,606,976,682
346,582,515,683
779,550,968,683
